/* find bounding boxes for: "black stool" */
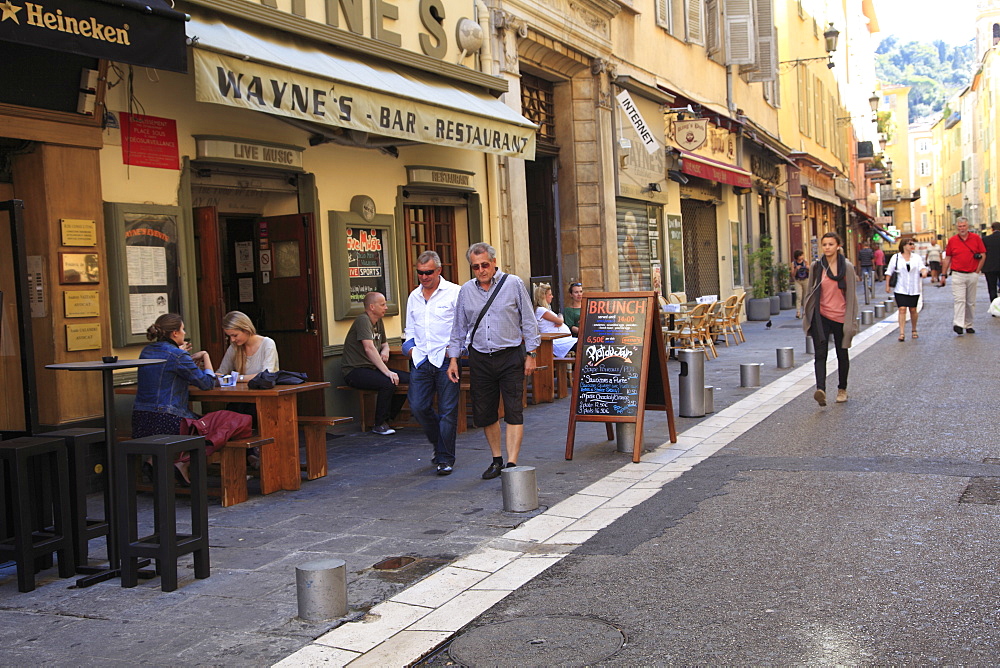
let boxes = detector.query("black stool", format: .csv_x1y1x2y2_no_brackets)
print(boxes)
114,435,210,592
45,428,109,569
0,437,75,592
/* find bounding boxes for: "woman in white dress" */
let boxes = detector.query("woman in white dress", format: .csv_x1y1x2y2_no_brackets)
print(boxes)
533,283,578,358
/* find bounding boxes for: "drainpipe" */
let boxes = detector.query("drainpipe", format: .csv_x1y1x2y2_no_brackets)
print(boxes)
477,0,507,256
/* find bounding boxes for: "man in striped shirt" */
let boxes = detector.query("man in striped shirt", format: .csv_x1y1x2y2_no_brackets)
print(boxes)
447,243,540,480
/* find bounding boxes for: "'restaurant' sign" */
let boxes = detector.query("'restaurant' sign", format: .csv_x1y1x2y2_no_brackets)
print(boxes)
0,0,188,72
193,50,537,159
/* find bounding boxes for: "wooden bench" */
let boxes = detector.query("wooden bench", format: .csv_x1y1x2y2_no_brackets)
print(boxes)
297,416,351,479
554,358,575,400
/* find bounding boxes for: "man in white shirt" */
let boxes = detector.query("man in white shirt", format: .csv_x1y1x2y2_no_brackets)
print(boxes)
403,251,461,475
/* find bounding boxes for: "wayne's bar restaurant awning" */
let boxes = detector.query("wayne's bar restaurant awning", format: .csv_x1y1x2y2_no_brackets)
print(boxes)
0,0,189,72
676,149,752,188
188,18,538,159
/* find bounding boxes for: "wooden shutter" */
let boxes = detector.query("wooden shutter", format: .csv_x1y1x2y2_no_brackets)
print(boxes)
656,0,670,30
686,0,704,45
747,0,776,82
706,0,720,56
724,0,754,65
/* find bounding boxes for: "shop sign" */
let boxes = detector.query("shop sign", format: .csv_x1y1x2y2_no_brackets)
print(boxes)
120,113,179,170
674,120,707,151
194,50,536,159
616,90,660,154
195,136,304,171
406,166,474,190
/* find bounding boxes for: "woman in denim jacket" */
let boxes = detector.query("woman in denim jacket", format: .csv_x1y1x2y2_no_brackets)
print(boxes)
132,313,216,483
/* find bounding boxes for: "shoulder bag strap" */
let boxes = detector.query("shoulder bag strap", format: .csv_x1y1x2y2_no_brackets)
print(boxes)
468,273,510,349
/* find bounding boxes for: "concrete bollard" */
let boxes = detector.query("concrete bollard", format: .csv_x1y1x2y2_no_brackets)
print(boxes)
740,363,762,388
616,422,635,454
704,386,716,414
805,336,815,355
296,558,348,621
776,347,794,369
861,310,874,325
874,303,886,318
501,466,538,512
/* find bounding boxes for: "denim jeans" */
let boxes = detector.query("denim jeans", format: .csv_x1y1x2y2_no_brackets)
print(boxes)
408,359,459,465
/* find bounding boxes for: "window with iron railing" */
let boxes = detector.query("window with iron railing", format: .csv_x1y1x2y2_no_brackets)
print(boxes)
521,74,556,146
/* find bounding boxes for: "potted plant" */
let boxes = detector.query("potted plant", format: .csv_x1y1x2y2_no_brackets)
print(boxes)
776,263,794,310
745,236,774,321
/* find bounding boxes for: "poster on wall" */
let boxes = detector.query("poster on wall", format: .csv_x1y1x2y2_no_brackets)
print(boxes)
119,113,180,170
347,227,387,304
329,210,399,320
666,214,685,295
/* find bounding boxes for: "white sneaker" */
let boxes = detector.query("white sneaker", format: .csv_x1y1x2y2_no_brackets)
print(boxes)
372,424,396,435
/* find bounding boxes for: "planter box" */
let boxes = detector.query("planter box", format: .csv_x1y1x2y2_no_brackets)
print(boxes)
769,295,780,315
779,291,794,310
746,297,771,321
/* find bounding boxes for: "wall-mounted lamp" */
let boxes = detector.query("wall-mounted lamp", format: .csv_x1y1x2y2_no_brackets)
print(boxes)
878,134,888,152
733,186,753,195
668,169,689,184
869,93,880,113
779,22,839,69
648,182,663,192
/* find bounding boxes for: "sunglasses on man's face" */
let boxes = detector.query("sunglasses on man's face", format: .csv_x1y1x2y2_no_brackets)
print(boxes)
470,263,492,271
416,269,436,276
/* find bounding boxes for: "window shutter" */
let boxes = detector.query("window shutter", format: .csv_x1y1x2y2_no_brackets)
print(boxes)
706,0,720,55
686,0,704,45
747,0,776,82
797,65,808,134
656,0,670,30
724,0,754,65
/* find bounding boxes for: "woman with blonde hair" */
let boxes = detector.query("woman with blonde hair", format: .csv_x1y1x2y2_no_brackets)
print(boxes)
533,283,578,358
217,311,279,382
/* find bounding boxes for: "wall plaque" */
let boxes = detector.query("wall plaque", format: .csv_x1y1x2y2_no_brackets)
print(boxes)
66,323,102,351
60,218,97,246
64,290,101,318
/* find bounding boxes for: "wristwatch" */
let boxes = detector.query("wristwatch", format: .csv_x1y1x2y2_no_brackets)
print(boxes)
527,351,537,358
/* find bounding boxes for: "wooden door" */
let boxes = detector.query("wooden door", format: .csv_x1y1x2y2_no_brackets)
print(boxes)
194,206,227,365
256,213,324,415
0,198,27,433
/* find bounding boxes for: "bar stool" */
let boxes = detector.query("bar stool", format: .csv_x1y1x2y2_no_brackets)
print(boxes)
0,436,75,592
114,435,210,592
45,428,109,569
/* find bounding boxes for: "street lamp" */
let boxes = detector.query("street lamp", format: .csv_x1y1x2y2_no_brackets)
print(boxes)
779,23,840,69
868,93,880,113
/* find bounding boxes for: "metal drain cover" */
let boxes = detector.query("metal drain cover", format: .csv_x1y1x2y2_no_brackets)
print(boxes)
448,615,625,666
960,477,1000,505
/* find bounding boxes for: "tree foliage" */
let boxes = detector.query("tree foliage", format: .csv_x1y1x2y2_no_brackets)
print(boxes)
875,37,974,121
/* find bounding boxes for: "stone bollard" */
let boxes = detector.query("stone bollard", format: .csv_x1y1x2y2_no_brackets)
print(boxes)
616,422,635,454
861,310,874,325
740,363,762,388
501,466,538,512
805,336,815,355
704,386,716,414
297,558,348,622
874,303,886,318
776,347,794,369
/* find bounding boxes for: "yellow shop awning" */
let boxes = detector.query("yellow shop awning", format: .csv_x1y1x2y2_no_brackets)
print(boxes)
188,18,537,159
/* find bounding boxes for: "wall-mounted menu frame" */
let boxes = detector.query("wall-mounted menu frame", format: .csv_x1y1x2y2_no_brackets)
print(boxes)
329,210,399,320
104,202,184,346
565,292,676,463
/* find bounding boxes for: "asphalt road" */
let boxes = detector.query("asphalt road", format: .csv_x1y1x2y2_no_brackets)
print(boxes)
428,280,1000,665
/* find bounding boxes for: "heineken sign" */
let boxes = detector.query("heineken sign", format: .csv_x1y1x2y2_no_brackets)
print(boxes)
0,0,189,73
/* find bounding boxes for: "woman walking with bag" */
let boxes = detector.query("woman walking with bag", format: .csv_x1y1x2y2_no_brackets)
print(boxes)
802,232,859,407
887,238,928,341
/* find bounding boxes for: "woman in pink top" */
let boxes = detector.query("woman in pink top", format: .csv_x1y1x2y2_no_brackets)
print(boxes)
801,232,860,407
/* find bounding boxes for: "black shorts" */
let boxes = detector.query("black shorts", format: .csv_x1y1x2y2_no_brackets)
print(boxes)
929,261,942,271
468,346,525,426
894,293,919,308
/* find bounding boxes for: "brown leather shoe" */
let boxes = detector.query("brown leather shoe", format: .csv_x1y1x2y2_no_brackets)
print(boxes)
835,389,848,403
813,389,826,406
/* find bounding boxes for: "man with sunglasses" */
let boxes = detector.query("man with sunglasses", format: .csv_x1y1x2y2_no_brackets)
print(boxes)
942,216,986,334
447,243,540,480
402,251,461,475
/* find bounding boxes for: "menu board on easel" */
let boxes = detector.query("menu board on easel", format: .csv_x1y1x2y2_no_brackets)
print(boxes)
565,292,676,463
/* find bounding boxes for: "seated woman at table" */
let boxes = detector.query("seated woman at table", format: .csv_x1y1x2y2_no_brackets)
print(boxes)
533,283,578,358
216,311,279,383
562,282,584,337
132,313,217,484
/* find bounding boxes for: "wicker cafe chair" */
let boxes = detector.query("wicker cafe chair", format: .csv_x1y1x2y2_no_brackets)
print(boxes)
732,292,747,343
666,302,714,360
713,295,742,347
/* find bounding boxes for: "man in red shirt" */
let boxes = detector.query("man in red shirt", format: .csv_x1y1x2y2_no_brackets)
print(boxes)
942,216,987,334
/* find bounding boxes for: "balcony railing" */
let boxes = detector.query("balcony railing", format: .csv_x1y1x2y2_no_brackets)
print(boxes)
879,186,921,202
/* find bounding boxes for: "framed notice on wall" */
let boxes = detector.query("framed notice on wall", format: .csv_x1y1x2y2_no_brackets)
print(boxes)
329,210,399,320
104,202,184,346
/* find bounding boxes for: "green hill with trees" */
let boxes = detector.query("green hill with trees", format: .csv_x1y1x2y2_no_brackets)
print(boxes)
875,37,975,121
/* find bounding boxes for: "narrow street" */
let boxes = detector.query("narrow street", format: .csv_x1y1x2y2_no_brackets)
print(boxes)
417,281,1000,665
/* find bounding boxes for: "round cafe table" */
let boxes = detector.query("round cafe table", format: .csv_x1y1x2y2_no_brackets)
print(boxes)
46,358,165,587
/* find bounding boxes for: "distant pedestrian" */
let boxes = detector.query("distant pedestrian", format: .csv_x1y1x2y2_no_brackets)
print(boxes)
342,292,410,435
981,222,1000,306
941,216,986,335
925,239,943,286
403,251,461,475
803,232,859,406
857,241,874,287
873,245,886,282
447,243,540,480
791,250,810,318
886,238,928,341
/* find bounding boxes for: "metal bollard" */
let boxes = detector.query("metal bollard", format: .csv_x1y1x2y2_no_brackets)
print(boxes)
677,349,705,417
855,316,862,329
861,310,874,325
805,336,815,355
704,386,716,414
740,363,762,388
297,558,348,621
874,303,886,318
776,347,794,369
616,422,635,454
501,466,538,512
